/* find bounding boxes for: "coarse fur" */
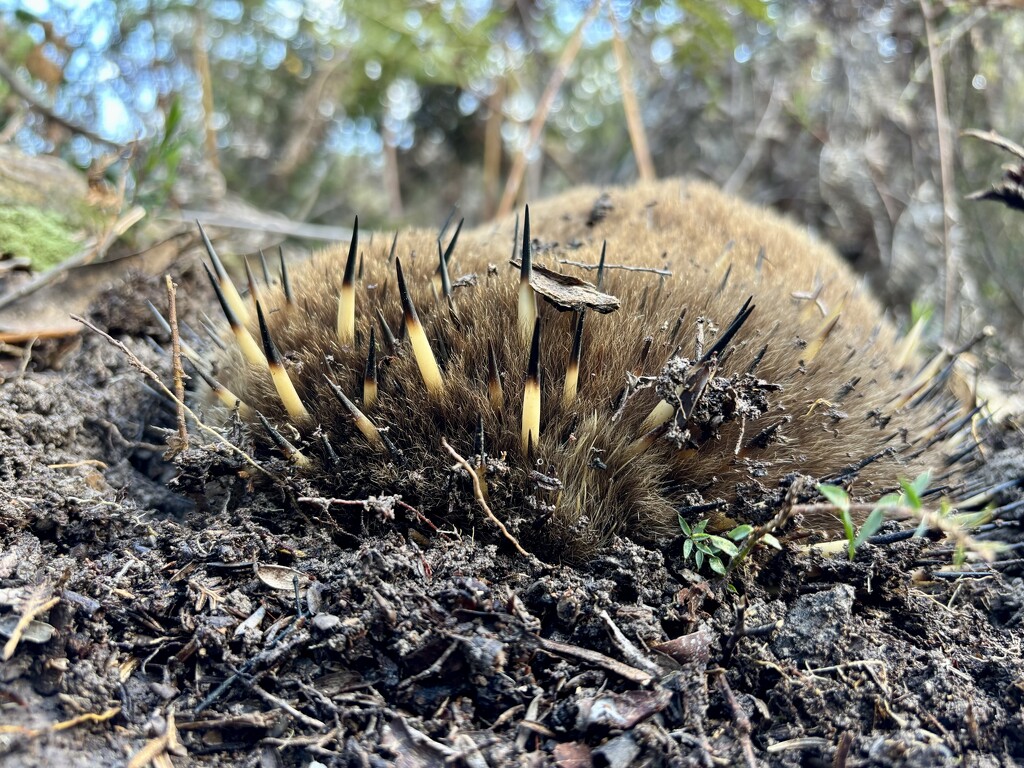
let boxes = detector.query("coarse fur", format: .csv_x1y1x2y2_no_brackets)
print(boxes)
210,178,966,560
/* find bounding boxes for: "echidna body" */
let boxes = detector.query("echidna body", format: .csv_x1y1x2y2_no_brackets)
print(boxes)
207,179,966,559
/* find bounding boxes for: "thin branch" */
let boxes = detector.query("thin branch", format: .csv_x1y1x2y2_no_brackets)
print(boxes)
251,684,326,730
557,258,671,277
441,437,534,560
0,55,122,147
921,0,961,346
496,0,602,218
712,669,757,768
165,276,189,452
610,16,655,182
535,636,654,686
961,128,1024,162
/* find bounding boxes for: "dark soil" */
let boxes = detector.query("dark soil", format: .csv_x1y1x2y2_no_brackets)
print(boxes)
2,274,1023,768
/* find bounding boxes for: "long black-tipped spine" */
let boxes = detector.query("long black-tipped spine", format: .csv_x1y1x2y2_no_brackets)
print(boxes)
243,255,260,303
570,310,585,367
387,231,398,264
147,300,172,337
198,221,226,280
204,262,241,329
396,255,443,393
256,302,283,368
278,246,294,305
438,204,458,242
343,216,359,289
442,217,464,267
596,240,608,290
376,307,400,354
437,240,452,298
700,296,755,363
258,248,272,285
396,257,419,325
520,205,532,285
255,411,303,462
527,317,541,382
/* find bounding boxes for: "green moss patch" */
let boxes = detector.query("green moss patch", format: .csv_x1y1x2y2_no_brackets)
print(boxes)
0,206,81,270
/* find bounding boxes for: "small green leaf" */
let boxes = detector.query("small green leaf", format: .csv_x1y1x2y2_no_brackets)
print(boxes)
762,533,782,550
840,509,856,560
694,518,710,534
695,549,704,569
707,536,739,557
839,508,855,542
683,539,693,560
729,525,753,540
854,507,885,548
695,541,714,556
875,492,902,508
709,556,726,575
818,483,850,513
900,472,930,509
678,516,691,536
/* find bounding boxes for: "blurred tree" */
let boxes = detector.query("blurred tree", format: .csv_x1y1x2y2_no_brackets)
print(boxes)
1,0,1023,366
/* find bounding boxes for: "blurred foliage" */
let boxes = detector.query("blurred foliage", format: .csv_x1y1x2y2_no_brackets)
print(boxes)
0,0,771,220
1,0,1024,366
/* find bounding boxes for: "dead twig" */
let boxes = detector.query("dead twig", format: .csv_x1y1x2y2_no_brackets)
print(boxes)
712,669,757,768
0,55,122,147
599,609,663,677
47,459,108,470
251,684,326,730
442,437,534,560
920,0,961,346
165,276,189,453
298,494,439,532
536,636,654,686
557,258,672,278
71,314,271,479
0,706,121,737
962,128,1024,161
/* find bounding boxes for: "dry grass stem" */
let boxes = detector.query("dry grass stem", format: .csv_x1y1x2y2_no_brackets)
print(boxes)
441,437,533,559
165,275,190,451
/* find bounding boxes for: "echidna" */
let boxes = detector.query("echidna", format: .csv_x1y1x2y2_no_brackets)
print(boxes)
197,178,973,560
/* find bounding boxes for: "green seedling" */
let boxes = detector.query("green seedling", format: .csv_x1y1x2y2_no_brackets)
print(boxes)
679,517,778,575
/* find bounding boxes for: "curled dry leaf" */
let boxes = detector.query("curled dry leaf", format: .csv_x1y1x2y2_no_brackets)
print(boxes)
0,616,56,644
510,258,620,313
255,564,312,593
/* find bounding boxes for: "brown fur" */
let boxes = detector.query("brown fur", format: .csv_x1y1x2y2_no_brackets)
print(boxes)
214,179,962,560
